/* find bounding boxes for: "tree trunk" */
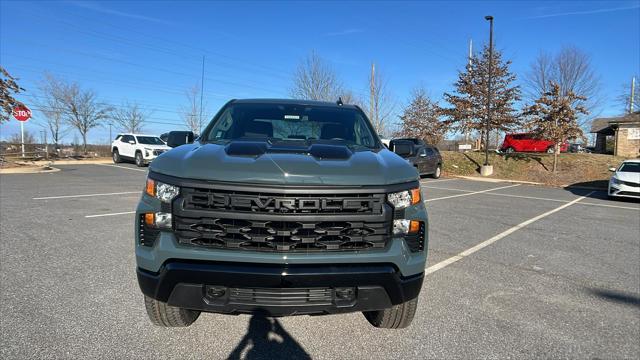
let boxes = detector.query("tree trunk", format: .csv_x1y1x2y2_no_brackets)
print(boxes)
82,132,88,155
552,143,559,173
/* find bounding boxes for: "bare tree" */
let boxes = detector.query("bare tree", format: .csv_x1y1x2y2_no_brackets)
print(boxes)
290,51,344,101
1,66,25,123
112,102,147,133
524,46,601,125
54,81,112,154
37,74,69,147
9,130,36,145
396,88,447,145
365,63,395,137
617,77,639,114
523,81,588,172
180,85,207,134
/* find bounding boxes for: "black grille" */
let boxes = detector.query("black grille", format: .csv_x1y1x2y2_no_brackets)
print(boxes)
174,215,390,251
181,187,384,215
228,287,333,306
621,180,640,187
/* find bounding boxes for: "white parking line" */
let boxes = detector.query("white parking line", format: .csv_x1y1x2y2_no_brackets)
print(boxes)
85,211,136,218
33,191,141,200
422,185,640,210
419,178,457,184
425,192,593,275
424,184,521,202
98,164,147,172
578,202,640,211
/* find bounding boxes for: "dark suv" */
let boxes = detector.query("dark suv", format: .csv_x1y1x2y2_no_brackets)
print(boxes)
390,138,442,178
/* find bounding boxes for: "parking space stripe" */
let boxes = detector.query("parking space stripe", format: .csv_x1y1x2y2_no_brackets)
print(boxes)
419,178,457,184
98,164,147,172
424,184,520,202
425,192,594,275
578,202,640,211
33,191,141,200
85,211,136,218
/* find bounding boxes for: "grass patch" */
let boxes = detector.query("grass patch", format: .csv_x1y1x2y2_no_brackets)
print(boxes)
442,151,629,187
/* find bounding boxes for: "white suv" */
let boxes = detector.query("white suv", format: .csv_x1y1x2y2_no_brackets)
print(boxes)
111,134,171,167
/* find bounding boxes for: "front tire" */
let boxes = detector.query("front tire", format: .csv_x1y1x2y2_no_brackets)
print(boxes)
363,298,418,329
112,149,121,163
546,147,555,154
135,152,145,167
144,295,200,327
432,164,442,179
505,147,515,154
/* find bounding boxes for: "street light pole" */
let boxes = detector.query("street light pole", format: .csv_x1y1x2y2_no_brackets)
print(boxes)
484,15,493,167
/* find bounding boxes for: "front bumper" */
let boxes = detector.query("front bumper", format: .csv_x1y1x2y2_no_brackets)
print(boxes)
138,260,423,316
609,181,640,198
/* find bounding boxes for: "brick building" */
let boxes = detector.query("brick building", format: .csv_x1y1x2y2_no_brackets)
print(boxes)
591,112,640,157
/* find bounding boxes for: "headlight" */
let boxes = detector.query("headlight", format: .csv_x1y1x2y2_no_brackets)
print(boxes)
144,212,172,229
145,178,180,203
144,148,152,157
393,219,421,236
388,188,421,209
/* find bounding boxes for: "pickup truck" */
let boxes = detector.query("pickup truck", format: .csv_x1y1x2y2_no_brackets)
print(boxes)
135,99,428,329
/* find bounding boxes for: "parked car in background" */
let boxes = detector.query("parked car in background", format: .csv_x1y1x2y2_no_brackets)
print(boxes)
608,159,640,199
111,134,171,167
389,138,442,178
500,133,568,154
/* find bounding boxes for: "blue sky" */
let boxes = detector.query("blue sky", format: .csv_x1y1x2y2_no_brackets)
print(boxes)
1,0,639,143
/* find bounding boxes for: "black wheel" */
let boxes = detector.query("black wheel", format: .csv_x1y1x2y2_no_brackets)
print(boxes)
432,164,441,179
112,149,121,163
144,295,200,327
505,147,515,154
363,298,418,329
546,147,555,154
135,152,145,167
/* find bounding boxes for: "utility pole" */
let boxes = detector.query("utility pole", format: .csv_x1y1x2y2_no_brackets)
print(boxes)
630,77,636,114
109,123,112,142
199,55,205,135
370,62,376,132
482,15,494,176
468,39,473,67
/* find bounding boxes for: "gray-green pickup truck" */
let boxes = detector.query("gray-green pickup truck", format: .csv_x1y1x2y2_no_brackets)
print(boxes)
136,99,428,329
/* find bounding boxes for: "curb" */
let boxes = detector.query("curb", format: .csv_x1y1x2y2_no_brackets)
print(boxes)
0,166,61,174
14,159,113,166
453,175,543,185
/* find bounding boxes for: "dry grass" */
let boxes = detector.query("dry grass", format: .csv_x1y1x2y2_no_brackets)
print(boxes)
442,151,629,187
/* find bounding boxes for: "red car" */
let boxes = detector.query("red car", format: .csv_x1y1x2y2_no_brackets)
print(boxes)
500,133,568,154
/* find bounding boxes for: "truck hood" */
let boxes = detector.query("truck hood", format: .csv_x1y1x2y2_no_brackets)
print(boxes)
150,141,418,186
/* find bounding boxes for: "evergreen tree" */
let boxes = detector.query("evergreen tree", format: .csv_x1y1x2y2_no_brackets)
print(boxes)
523,81,588,172
441,45,521,140
397,88,447,145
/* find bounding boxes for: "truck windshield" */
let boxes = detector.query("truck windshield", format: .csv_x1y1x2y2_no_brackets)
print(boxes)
136,136,165,145
203,103,380,149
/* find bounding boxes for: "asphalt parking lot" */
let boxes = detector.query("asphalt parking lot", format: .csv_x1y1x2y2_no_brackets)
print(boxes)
1,163,639,359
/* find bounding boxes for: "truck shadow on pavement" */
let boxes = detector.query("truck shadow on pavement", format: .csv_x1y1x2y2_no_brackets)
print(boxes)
588,288,640,308
227,310,311,360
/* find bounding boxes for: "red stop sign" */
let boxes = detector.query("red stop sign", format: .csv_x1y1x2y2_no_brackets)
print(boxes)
12,105,32,122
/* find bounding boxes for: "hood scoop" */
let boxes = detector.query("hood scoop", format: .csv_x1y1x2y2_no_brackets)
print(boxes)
225,141,268,156
308,144,352,160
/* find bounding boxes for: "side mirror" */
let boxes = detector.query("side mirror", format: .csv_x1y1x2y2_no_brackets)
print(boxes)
608,167,616,172
167,131,195,148
128,140,135,144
